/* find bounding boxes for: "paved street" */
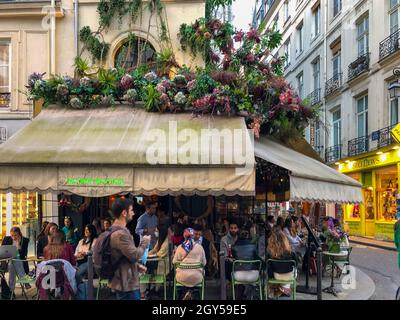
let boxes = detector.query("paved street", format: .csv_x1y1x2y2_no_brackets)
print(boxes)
350,244,400,300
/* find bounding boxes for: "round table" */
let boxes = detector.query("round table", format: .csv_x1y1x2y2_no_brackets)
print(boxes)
322,251,348,297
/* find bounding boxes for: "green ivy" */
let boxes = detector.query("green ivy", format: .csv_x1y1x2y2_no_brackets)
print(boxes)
79,26,109,62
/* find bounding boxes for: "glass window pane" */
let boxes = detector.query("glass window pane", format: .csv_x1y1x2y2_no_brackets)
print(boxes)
0,45,9,66
390,11,398,34
390,99,399,126
0,67,9,88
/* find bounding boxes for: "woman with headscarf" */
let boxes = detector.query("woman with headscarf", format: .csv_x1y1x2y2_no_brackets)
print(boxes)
172,228,207,299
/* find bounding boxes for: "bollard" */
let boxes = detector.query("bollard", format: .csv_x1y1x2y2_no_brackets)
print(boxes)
316,247,322,300
87,251,94,300
219,251,226,300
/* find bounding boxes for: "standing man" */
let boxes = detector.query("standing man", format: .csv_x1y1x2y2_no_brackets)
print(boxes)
135,200,158,249
108,198,150,300
395,215,400,270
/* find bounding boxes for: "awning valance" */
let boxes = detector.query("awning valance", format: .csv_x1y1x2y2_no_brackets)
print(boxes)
255,137,362,204
0,106,255,197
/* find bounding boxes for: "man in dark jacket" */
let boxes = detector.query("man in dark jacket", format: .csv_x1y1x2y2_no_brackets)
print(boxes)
1,226,30,292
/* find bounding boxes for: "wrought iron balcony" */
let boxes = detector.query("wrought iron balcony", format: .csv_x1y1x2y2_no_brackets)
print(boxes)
379,29,400,61
373,124,397,149
348,136,369,157
312,145,325,159
0,92,10,108
348,53,370,82
307,88,321,106
325,73,342,97
325,145,343,163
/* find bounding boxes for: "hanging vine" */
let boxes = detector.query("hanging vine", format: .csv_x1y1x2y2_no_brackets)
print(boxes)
79,0,174,70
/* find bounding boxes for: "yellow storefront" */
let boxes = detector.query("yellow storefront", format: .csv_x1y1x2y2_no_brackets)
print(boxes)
337,145,400,241
0,192,39,242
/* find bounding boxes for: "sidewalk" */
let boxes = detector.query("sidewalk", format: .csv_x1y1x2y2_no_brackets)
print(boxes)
349,236,397,251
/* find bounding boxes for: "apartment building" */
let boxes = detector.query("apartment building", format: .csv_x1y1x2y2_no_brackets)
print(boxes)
254,0,400,240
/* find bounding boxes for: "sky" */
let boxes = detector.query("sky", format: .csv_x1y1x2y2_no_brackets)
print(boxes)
231,0,256,31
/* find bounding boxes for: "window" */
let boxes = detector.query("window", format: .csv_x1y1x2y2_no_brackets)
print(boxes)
390,0,400,34
297,72,304,99
312,4,321,38
284,38,291,68
357,16,369,56
283,1,290,23
376,166,398,222
114,37,156,69
332,109,341,147
0,41,10,109
389,81,399,126
332,50,341,77
312,58,320,91
296,22,304,55
357,95,368,138
333,0,342,18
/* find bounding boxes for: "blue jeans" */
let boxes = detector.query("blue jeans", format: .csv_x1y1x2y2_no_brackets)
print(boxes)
114,289,141,300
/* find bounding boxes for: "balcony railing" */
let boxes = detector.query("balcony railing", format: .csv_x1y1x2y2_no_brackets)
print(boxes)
348,136,369,157
348,53,370,82
373,124,397,149
307,88,321,106
325,73,342,97
0,92,11,108
313,145,324,158
325,145,342,163
379,29,400,61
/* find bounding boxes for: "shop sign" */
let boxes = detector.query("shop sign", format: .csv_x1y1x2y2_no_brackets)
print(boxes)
65,178,126,186
339,150,400,173
391,123,400,143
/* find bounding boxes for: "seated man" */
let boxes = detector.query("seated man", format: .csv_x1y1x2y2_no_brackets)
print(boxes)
220,220,239,281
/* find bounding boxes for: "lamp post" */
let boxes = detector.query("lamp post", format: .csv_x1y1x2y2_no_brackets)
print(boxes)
389,68,400,99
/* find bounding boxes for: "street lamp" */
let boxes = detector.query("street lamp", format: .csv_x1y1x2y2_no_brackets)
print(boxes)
389,68,400,99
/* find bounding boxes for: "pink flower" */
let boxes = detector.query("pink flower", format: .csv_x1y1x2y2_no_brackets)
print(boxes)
234,30,245,42
246,28,261,43
246,53,255,63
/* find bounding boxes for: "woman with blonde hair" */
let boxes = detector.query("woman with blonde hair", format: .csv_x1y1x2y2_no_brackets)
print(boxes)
266,228,297,298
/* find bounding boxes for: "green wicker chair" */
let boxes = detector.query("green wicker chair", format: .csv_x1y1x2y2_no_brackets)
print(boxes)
265,259,297,300
173,262,205,300
139,257,167,300
231,260,263,300
334,247,353,278
11,259,36,300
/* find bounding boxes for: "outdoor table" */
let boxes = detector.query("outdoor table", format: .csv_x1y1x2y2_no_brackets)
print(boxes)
322,251,348,297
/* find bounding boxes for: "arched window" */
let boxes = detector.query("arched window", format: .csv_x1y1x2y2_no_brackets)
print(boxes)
114,37,156,70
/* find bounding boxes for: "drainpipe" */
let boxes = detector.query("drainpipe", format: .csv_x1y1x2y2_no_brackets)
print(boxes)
74,0,79,57
50,0,56,75
323,0,328,156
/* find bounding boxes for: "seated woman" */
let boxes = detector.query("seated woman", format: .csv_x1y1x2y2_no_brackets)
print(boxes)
266,228,298,298
75,224,97,279
2,227,30,293
231,229,260,299
37,222,58,259
44,230,76,267
38,230,78,298
172,228,207,300
283,218,305,262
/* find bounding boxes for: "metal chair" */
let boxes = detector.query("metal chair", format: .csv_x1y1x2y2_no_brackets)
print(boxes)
11,259,36,300
231,259,263,300
173,262,205,300
139,257,168,300
334,246,353,278
265,259,297,300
